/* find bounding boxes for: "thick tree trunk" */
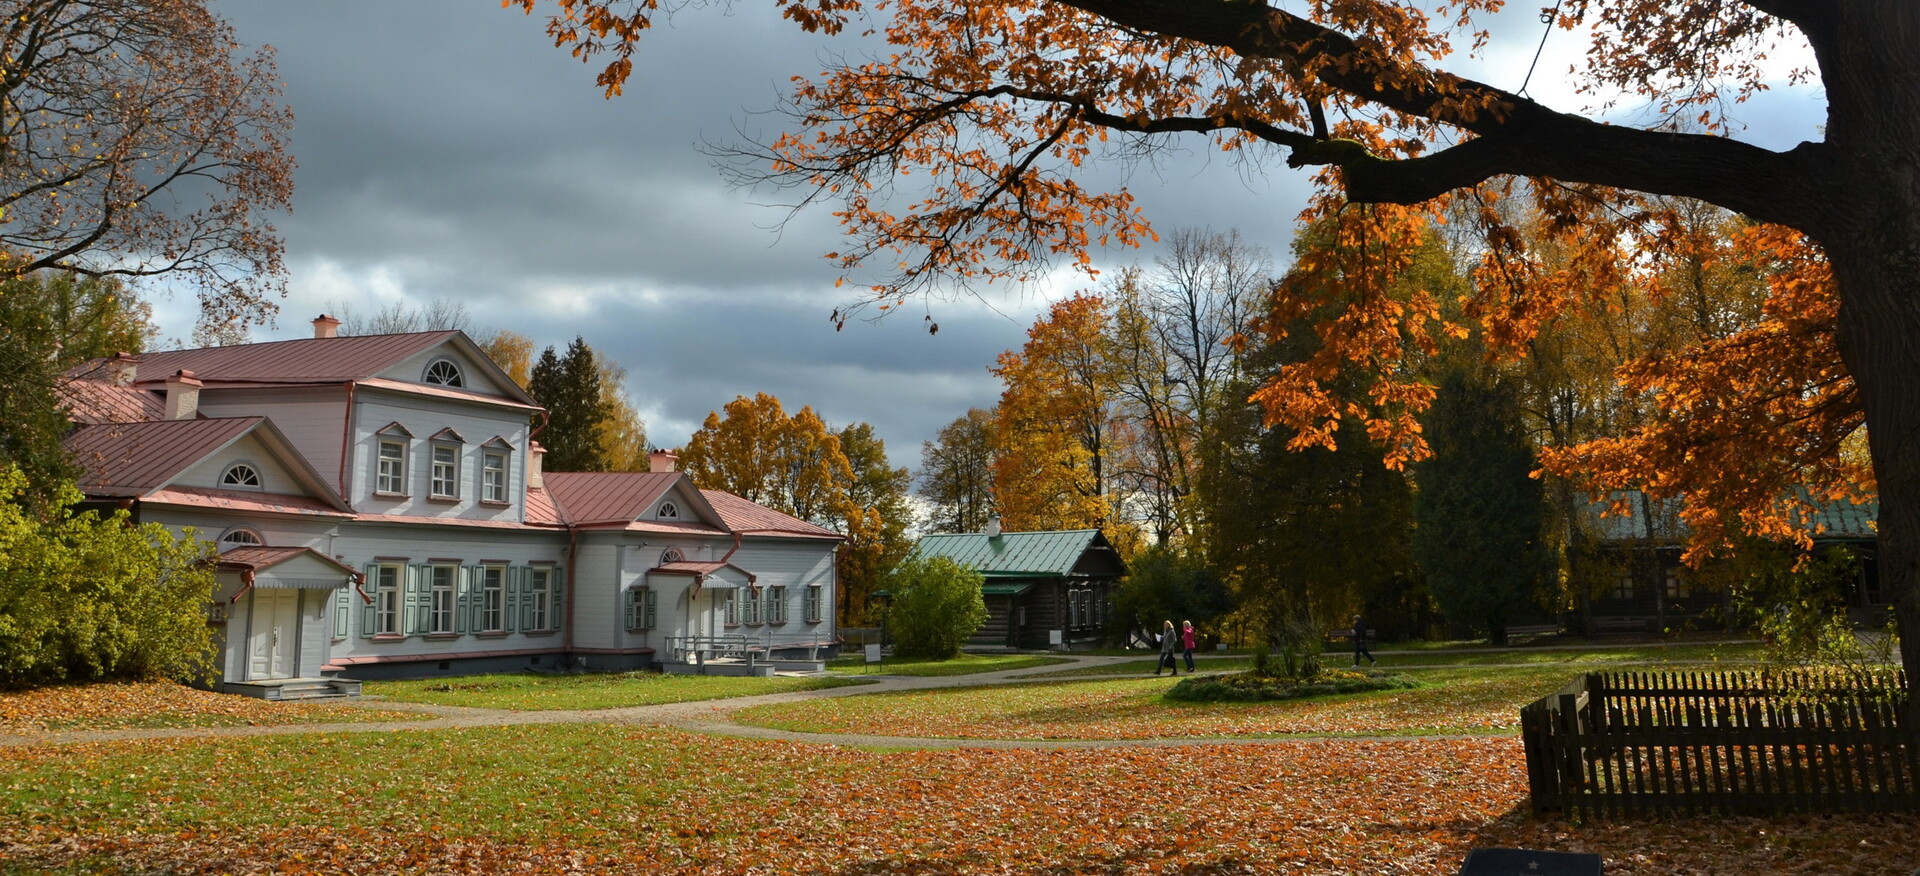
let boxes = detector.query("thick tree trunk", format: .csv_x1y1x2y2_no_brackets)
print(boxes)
1819,5,1920,725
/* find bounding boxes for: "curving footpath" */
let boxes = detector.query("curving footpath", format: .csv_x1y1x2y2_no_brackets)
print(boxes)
0,649,1745,750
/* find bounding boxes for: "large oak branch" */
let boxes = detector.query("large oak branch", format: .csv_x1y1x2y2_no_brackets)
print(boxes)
1053,0,1832,232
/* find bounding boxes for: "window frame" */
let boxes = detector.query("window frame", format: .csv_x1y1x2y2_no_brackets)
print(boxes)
374,564,403,636
804,584,823,623
422,358,465,388
626,586,658,632
375,439,409,496
429,564,457,634
220,462,263,489
429,443,461,500
481,450,509,504
765,585,788,624
527,566,552,631
480,566,506,633
723,589,739,627
217,526,264,549
657,501,679,520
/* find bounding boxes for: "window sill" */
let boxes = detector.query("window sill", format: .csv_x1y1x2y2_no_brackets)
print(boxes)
372,491,409,500
371,633,407,642
522,629,558,637
474,631,509,639
426,495,461,504
479,500,511,508
424,632,460,640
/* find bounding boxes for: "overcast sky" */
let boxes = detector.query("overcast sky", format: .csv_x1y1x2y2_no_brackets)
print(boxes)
170,1,1823,472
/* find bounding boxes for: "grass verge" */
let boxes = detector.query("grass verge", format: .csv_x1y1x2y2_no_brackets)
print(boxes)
0,681,424,735
362,670,868,711
824,652,1072,677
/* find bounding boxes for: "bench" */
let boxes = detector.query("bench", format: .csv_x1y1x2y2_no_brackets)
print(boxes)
1505,623,1562,639
1591,616,1648,636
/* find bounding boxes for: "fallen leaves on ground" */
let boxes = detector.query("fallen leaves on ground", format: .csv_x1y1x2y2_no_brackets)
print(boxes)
733,669,1560,740
0,681,423,735
0,724,1913,874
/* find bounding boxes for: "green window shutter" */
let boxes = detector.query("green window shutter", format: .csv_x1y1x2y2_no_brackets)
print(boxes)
549,569,564,632
334,584,350,638
504,566,521,633
623,588,637,632
519,570,536,631
455,566,474,635
644,588,657,631
407,564,428,635
361,564,379,638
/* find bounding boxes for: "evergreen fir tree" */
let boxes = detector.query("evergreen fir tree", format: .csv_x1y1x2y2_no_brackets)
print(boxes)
527,336,610,472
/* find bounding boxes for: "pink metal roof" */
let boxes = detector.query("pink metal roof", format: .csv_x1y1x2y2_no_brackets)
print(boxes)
216,545,358,576
618,519,727,536
543,471,682,526
523,486,565,527
144,486,352,518
65,418,264,495
131,332,460,385
700,490,842,540
59,378,163,425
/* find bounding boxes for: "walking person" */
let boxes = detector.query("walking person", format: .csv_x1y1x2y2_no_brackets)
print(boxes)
1351,613,1377,667
1181,620,1198,672
1156,619,1179,675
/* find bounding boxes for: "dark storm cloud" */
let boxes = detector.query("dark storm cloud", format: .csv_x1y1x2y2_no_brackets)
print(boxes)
196,0,1826,467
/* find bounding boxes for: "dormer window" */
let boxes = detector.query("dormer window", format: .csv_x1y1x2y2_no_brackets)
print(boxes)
422,358,464,387
218,527,264,548
658,501,679,520
220,463,262,489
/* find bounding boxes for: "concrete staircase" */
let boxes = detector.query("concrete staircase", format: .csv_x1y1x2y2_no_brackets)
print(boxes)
223,677,363,701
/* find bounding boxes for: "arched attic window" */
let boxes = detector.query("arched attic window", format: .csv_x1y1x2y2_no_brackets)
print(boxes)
218,527,264,548
660,547,684,565
220,463,262,489
658,501,679,520
422,358,464,388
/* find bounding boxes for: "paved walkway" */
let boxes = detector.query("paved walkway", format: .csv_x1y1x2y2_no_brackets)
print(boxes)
0,648,1762,750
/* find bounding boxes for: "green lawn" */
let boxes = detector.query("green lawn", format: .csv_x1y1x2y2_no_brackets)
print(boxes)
823,652,1072,677
363,670,869,710
1028,641,1767,677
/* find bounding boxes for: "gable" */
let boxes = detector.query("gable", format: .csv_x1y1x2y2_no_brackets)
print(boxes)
913,529,1122,577
383,341,508,397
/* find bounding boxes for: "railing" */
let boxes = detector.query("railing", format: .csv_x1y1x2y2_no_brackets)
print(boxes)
665,632,837,664
1521,669,1919,816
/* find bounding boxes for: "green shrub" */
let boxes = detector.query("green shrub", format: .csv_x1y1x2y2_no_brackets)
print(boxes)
0,467,218,688
1163,669,1418,703
884,555,987,659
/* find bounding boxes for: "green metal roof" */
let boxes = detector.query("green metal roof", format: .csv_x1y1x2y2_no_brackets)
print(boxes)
980,582,1034,596
910,529,1113,577
1583,489,1877,543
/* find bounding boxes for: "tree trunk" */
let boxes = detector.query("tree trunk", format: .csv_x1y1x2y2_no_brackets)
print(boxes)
1819,5,1920,725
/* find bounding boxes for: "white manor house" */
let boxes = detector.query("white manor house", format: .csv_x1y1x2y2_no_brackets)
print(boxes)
60,316,841,698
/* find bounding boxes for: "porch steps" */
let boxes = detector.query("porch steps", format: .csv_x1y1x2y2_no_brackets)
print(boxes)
662,658,777,678
224,677,363,701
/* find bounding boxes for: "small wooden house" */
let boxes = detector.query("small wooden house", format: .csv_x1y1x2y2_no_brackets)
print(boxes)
911,525,1126,649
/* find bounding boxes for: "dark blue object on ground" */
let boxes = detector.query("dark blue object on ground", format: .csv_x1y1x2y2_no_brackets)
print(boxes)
1457,847,1602,876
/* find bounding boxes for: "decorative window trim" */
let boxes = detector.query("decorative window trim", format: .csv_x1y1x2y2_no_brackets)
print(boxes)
219,462,263,490
723,590,739,627
422,358,465,388
374,426,412,497
527,566,553,632
217,526,264,548
625,586,658,632
765,585,788,625
741,586,762,625
657,501,679,520
371,563,403,637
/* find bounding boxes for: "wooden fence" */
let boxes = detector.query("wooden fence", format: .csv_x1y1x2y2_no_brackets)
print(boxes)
1520,669,1920,816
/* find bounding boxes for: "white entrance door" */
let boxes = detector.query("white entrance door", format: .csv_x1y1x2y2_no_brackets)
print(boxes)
247,589,299,680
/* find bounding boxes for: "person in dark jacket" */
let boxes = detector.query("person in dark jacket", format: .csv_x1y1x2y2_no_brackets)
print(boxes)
1352,614,1377,667
1155,619,1179,675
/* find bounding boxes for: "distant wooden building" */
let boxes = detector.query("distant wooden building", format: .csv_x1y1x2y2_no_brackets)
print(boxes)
1578,491,1881,634
911,525,1127,649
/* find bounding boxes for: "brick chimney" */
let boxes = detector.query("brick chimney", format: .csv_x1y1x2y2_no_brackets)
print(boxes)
528,441,545,489
649,449,680,474
105,352,139,387
312,314,341,339
163,370,202,420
